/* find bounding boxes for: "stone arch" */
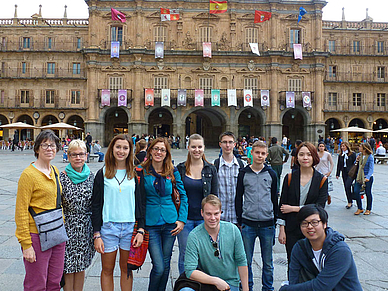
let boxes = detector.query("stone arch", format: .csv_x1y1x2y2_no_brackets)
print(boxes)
280,106,311,142
234,106,266,138
147,107,174,137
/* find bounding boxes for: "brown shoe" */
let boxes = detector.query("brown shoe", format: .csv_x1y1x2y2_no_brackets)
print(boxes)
327,195,332,205
354,209,364,215
364,210,371,215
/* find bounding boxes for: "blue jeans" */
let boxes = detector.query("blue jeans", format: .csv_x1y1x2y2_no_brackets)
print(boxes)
354,176,373,211
177,219,203,274
96,152,104,162
242,224,275,291
146,223,177,291
180,286,239,291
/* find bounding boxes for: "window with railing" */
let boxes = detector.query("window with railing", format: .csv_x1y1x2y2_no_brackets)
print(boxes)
71,90,81,104
353,41,360,53
288,79,302,98
245,28,258,45
377,93,386,107
244,78,258,98
328,92,337,106
109,76,123,99
47,63,55,74
352,93,362,106
111,26,123,45
328,40,335,52
154,26,167,42
46,90,55,104
377,41,384,54
72,63,81,75
154,77,168,97
377,66,385,81
21,90,29,104
23,37,31,49
328,66,337,78
290,29,301,45
199,27,212,43
199,77,213,98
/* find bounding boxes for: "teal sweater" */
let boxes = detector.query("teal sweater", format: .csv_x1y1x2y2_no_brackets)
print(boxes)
184,221,247,287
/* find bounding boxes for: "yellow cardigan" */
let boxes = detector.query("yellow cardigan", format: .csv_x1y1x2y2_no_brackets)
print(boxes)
15,164,62,250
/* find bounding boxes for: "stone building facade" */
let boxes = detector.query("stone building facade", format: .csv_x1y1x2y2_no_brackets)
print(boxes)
0,0,387,146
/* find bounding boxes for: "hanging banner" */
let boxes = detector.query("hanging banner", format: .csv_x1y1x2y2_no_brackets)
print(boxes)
101,90,111,107
195,89,204,107
261,90,270,107
254,10,272,23
203,42,212,58
244,89,253,107
118,89,127,107
286,91,295,108
145,89,154,106
249,43,260,56
302,91,312,108
160,8,180,21
155,42,164,59
111,41,120,58
211,89,221,107
177,89,187,106
227,89,237,106
293,43,303,60
161,89,170,107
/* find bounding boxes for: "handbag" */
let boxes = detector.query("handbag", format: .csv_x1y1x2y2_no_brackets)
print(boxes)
172,179,181,212
347,162,359,180
127,222,149,271
173,272,218,291
28,167,68,252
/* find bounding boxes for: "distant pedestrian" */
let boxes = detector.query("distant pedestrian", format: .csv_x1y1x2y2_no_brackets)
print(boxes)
267,137,289,193
336,141,356,209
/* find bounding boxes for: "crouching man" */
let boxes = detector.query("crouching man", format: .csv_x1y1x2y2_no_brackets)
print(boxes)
280,204,362,291
179,195,248,291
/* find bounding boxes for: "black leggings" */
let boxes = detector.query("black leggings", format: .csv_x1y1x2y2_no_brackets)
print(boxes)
342,172,354,204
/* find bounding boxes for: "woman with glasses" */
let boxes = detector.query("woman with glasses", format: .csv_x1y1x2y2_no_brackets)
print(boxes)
278,142,328,271
336,141,356,209
60,140,95,291
92,134,145,291
138,137,188,291
15,130,65,290
176,134,218,275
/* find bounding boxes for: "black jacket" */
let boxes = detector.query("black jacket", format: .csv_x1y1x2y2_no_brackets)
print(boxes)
336,152,357,177
177,160,219,197
279,168,327,233
91,168,146,232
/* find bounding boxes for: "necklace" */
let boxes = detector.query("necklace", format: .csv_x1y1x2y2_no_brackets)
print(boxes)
114,173,127,193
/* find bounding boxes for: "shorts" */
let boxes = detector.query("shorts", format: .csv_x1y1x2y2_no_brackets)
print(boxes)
100,221,135,253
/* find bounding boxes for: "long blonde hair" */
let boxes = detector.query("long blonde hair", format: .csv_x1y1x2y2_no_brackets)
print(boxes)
184,134,209,176
105,134,135,180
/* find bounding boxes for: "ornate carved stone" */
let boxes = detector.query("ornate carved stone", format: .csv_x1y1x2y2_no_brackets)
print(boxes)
182,31,196,49
203,60,211,71
157,59,164,70
248,60,255,71
218,32,229,50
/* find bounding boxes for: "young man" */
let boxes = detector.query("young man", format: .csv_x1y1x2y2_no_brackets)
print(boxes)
267,137,289,193
236,141,278,291
183,195,249,291
280,204,362,291
214,132,246,224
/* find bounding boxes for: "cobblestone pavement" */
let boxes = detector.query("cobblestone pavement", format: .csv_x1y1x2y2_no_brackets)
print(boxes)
0,148,387,290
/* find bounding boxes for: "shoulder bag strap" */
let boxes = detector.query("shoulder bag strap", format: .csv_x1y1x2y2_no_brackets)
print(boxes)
52,166,61,208
319,176,327,189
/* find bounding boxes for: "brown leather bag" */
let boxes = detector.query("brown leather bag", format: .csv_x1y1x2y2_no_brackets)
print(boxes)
347,162,359,180
172,179,181,212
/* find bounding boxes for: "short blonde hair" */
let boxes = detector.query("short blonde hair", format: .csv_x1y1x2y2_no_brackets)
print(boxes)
68,139,87,155
201,194,221,211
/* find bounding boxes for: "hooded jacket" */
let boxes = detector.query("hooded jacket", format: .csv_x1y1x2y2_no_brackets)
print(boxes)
280,227,362,291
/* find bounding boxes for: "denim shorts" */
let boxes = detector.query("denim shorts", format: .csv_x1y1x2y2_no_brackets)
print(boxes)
100,222,135,253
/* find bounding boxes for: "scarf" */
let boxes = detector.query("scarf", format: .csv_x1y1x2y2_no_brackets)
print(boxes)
149,165,166,197
356,154,369,184
65,163,90,184
342,150,348,167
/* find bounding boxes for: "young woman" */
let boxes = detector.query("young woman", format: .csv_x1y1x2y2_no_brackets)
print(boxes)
60,139,95,291
336,141,357,209
92,134,145,291
134,139,147,166
315,142,334,204
176,134,218,274
353,142,374,216
278,142,328,268
139,137,188,291
15,130,64,290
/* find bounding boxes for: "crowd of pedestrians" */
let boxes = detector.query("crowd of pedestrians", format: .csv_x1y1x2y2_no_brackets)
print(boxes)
15,129,386,291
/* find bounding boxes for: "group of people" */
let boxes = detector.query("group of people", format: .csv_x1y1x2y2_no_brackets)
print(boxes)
16,129,365,291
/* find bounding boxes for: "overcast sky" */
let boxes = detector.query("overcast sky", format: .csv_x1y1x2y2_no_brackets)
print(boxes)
0,0,386,22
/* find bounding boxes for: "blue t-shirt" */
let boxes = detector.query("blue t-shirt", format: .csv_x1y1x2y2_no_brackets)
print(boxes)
184,175,203,220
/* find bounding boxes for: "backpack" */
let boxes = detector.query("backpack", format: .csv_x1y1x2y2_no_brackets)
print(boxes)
287,173,327,188
214,157,244,171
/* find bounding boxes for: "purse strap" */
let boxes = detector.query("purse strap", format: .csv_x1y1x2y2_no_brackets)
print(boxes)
29,166,61,217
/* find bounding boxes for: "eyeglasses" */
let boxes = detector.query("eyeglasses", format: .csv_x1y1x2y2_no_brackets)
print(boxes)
152,147,166,153
301,220,321,228
212,241,220,258
69,153,86,158
40,143,56,150
220,141,235,145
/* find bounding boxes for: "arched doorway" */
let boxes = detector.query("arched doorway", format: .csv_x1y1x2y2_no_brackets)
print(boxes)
16,114,34,141
348,118,365,128
148,108,173,137
104,108,128,146
348,118,366,144
0,114,9,141
238,109,262,139
41,115,60,138
67,115,84,139
325,118,341,138
185,108,226,147
282,109,305,143
373,118,388,143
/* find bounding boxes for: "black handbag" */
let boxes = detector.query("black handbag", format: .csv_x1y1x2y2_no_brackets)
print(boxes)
173,273,218,291
28,167,68,252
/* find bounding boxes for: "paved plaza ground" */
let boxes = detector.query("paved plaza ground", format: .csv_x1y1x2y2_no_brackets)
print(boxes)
0,147,387,290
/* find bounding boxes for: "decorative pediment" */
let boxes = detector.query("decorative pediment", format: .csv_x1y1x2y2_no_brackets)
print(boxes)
280,67,309,74
146,66,176,72
147,11,160,19
284,14,309,21
191,66,221,73
102,66,131,72
102,11,131,20
236,67,266,73
237,13,255,21
193,13,219,20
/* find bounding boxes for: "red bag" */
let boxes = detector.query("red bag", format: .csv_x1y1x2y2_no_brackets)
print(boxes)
127,222,149,271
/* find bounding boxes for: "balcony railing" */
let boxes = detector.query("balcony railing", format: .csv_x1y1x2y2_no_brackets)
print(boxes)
323,44,388,55
323,101,388,112
0,18,88,26
0,40,88,52
324,72,388,83
323,20,388,30
97,89,133,107
0,68,87,79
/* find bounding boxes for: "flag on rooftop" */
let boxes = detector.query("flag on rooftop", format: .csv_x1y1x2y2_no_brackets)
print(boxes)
210,0,227,14
161,8,180,21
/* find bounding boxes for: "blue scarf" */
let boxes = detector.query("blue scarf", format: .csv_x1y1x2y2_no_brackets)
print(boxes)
65,163,90,184
149,165,166,197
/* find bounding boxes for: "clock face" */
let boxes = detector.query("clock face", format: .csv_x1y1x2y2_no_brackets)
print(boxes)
33,112,40,119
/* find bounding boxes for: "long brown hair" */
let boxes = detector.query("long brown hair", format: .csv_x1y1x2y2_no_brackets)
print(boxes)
361,142,373,155
341,141,353,155
134,139,147,164
185,134,209,176
105,134,135,180
142,137,175,182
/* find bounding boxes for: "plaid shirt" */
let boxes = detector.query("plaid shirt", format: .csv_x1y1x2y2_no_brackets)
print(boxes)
217,156,246,224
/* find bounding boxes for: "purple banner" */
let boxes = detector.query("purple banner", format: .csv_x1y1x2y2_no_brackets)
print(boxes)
118,90,127,107
177,89,186,106
101,90,110,107
111,41,120,58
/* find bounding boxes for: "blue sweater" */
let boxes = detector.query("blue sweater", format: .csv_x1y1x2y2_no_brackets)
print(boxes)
356,153,374,180
280,227,362,291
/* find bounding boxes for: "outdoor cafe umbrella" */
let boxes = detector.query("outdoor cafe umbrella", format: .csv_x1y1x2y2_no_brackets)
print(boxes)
331,126,373,133
373,128,388,133
0,122,37,129
40,122,81,131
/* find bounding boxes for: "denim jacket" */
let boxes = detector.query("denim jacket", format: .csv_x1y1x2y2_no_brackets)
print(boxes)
177,160,219,197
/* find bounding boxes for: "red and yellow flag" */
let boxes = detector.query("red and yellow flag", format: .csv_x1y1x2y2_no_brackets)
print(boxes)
210,0,227,14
